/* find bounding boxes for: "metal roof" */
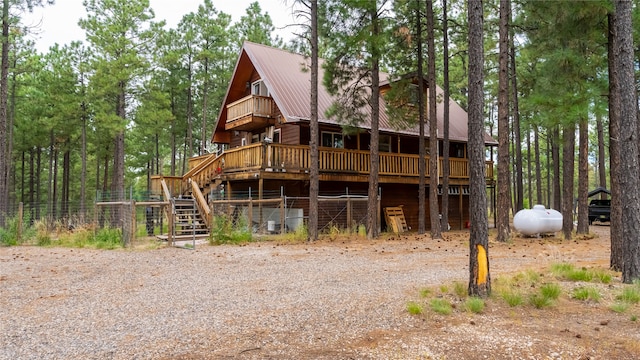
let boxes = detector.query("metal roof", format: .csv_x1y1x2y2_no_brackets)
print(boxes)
214,41,497,145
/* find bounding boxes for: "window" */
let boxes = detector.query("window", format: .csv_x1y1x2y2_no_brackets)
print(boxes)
273,129,281,143
251,80,269,96
322,132,343,148
409,84,420,105
379,134,391,152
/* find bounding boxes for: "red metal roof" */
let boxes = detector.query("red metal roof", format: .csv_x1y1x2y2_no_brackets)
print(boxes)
214,41,497,145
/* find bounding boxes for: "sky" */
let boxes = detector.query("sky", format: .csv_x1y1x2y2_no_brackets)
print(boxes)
22,0,300,53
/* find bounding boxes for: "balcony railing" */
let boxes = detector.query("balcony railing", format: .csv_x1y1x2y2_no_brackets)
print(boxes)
225,95,274,131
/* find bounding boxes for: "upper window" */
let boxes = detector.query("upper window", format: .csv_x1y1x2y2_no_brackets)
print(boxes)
251,80,269,96
321,132,343,148
379,134,391,152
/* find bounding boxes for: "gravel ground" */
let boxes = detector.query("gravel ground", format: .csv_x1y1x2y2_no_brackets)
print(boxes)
0,229,634,359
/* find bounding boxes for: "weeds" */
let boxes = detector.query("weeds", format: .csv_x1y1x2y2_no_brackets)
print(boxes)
610,303,629,313
0,213,36,246
464,297,485,313
529,293,553,309
551,262,614,284
453,281,467,299
430,298,453,315
540,283,562,300
501,290,524,307
406,301,424,315
616,287,640,305
209,215,252,245
572,286,602,302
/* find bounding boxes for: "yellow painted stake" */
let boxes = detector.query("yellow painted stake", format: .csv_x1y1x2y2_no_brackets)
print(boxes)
476,244,488,285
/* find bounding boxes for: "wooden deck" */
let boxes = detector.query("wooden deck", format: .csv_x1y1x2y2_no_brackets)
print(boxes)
153,143,494,198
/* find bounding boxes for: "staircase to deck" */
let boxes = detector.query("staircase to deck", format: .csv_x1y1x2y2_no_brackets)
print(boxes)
173,197,210,237
155,158,219,244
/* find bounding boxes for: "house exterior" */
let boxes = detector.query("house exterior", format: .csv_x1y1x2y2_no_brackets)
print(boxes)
158,41,496,233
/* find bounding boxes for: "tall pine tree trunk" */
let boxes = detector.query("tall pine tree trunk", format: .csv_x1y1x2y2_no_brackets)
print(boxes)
417,0,426,234
35,147,41,219
510,0,523,213
534,126,542,205
0,0,9,226
496,0,510,242
48,130,55,220
201,58,209,155
526,126,532,207
441,0,451,231
551,126,561,211
561,124,575,240
308,0,319,241
467,0,490,298
367,4,381,239
608,11,623,271
577,117,589,234
596,112,607,198
614,0,640,283
426,0,441,238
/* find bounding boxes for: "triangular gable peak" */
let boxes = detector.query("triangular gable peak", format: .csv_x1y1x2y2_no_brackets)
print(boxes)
213,41,495,145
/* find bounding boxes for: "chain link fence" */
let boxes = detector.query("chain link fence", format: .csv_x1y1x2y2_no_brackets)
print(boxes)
1,187,377,246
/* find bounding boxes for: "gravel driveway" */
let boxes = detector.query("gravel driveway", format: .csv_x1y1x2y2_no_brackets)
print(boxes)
0,232,616,359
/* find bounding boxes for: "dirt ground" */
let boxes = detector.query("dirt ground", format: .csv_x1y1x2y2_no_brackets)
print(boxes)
368,224,640,359
2,224,640,359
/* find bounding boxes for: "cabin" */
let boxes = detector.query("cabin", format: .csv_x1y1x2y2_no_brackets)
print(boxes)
152,41,496,239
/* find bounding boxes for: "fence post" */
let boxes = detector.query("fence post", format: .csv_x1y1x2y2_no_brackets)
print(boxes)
248,198,253,233
280,196,285,235
346,196,352,233
377,188,382,234
131,200,137,246
17,202,23,242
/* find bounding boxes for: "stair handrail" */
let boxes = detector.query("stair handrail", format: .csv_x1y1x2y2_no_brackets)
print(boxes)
181,152,224,191
161,178,172,201
190,179,211,229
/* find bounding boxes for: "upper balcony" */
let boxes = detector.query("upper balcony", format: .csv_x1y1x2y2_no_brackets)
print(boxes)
225,94,275,132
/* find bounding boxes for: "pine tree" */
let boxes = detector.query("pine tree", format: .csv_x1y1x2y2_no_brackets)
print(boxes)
467,0,490,297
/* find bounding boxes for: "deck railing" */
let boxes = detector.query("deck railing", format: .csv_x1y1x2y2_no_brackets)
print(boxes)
226,95,274,122
150,175,183,199
214,143,493,179
158,143,493,197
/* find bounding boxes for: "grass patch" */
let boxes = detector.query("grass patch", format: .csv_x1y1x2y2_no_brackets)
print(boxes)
39,226,124,249
209,215,252,245
430,298,453,315
464,297,485,313
610,303,629,313
572,286,602,302
540,283,562,300
406,301,424,315
593,269,613,284
529,293,553,309
453,281,467,299
551,262,614,284
0,214,37,246
500,290,524,307
511,269,541,288
419,288,431,298
616,286,640,304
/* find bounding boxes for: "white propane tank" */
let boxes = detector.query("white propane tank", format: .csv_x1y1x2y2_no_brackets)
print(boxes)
513,205,563,236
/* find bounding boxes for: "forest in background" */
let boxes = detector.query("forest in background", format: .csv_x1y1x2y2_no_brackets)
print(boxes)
0,0,637,232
